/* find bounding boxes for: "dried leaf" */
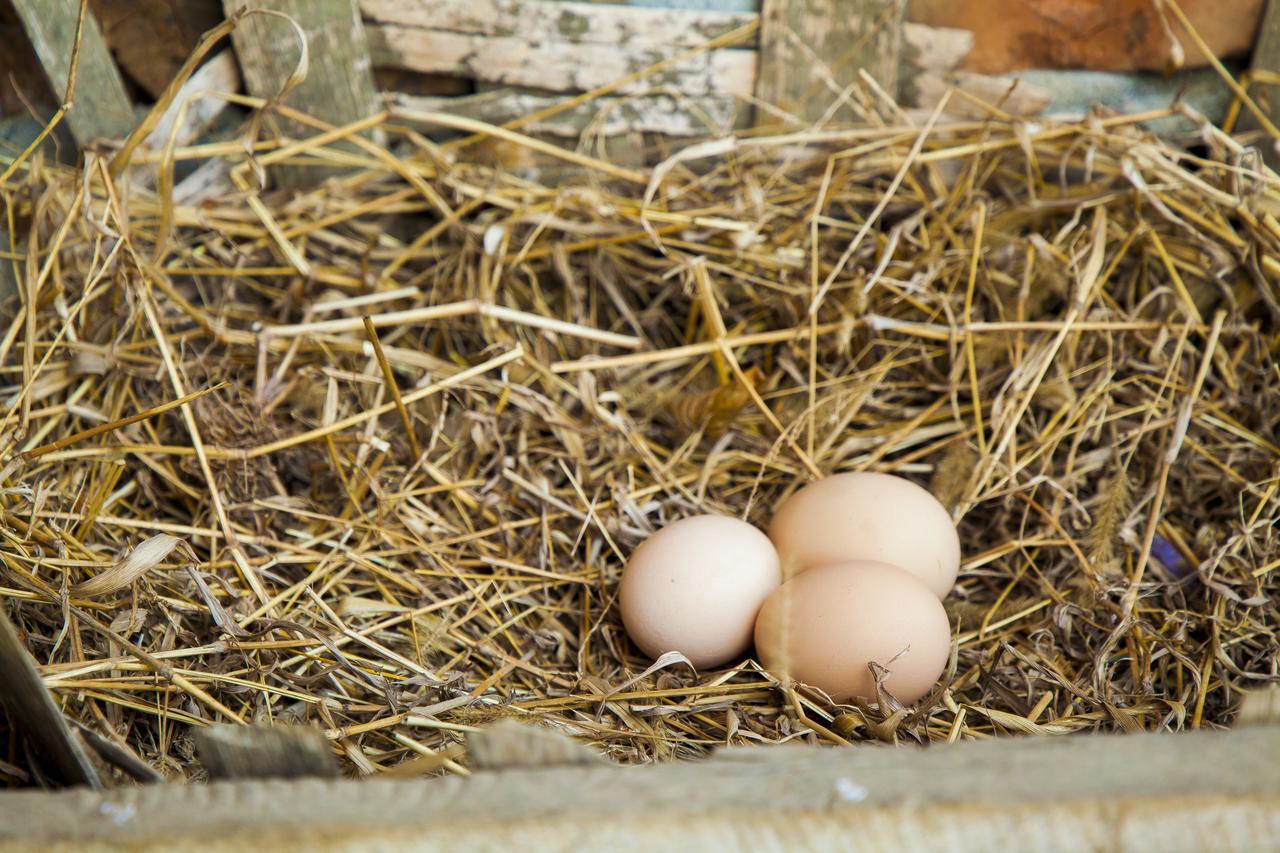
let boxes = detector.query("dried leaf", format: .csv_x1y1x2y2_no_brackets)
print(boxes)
72,534,187,597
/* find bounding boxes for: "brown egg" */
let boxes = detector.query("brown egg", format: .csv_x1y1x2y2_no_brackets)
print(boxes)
620,515,781,669
768,472,960,598
754,560,951,704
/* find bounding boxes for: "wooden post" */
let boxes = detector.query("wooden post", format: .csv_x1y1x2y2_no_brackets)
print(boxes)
9,0,135,147
755,0,905,124
1244,0,1280,166
224,0,381,186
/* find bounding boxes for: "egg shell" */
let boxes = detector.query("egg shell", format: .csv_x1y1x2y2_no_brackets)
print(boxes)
619,515,781,669
754,560,951,704
768,471,960,598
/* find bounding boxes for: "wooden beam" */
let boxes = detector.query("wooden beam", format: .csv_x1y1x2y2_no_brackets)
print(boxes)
1243,0,1280,164
360,0,753,50
755,0,905,124
391,91,746,138
0,727,1276,849
224,0,380,185
9,0,135,147
366,27,756,98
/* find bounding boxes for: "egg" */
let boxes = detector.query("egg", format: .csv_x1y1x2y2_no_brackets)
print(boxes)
768,471,960,598
754,560,951,704
619,515,781,669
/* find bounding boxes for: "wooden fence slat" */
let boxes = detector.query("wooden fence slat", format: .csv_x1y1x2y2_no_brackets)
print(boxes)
225,0,381,185
9,0,135,147
360,0,754,50
0,727,1276,850
392,91,745,138
367,26,757,98
755,0,905,123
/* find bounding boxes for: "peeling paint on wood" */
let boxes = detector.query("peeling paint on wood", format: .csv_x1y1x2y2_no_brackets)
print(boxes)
391,90,744,137
367,26,757,97
360,0,754,50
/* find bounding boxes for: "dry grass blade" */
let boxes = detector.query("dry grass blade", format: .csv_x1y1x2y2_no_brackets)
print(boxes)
71,534,189,598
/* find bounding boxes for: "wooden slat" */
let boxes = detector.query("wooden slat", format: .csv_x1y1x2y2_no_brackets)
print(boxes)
225,0,380,184
367,26,757,98
0,728,1276,849
0,607,101,789
756,0,905,123
9,0,134,146
360,0,753,50
392,91,745,138
1243,0,1280,164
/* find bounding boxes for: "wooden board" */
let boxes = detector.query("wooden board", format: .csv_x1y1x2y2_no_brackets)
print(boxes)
756,0,905,123
0,727,1276,850
9,0,135,146
360,0,753,50
391,91,745,138
1243,0,1280,164
225,0,380,184
367,26,757,98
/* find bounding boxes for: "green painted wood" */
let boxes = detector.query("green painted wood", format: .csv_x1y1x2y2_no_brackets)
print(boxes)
9,0,135,146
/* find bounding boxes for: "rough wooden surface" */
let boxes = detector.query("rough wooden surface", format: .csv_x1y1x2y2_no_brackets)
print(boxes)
361,0,752,49
9,0,134,146
0,728,1276,851
0,608,101,789
391,91,745,138
195,724,338,781
1243,0,1280,163
225,0,379,184
756,0,905,123
367,26,757,98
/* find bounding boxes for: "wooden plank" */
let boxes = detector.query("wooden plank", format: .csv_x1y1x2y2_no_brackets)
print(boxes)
392,91,745,138
225,0,380,184
0,728,1276,850
755,0,905,123
360,0,753,50
1243,0,1280,164
0,607,101,789
144,50,241,150
367,26,756,97
9,0,134,146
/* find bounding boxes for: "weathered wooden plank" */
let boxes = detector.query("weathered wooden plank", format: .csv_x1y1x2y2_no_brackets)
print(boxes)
195,724,338,781
0,728,1276,850
225,0,380,184
756,0,905,123
9,0,134,146
1243,0,1280,163
367,26,757,97
0,607,101,789
392,91,745,137
360,0,753,50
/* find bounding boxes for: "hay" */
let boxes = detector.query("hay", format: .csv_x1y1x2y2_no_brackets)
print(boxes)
1,83,1278,779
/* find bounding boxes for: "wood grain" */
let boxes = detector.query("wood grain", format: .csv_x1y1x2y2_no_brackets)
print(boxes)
367,26,757,98
360,0,753,50
756,0,905,123
224,0,380,185
9,0,134,146
0,727,1275,850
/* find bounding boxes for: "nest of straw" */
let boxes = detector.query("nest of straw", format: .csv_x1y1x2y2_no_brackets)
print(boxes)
1,93,1278,779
